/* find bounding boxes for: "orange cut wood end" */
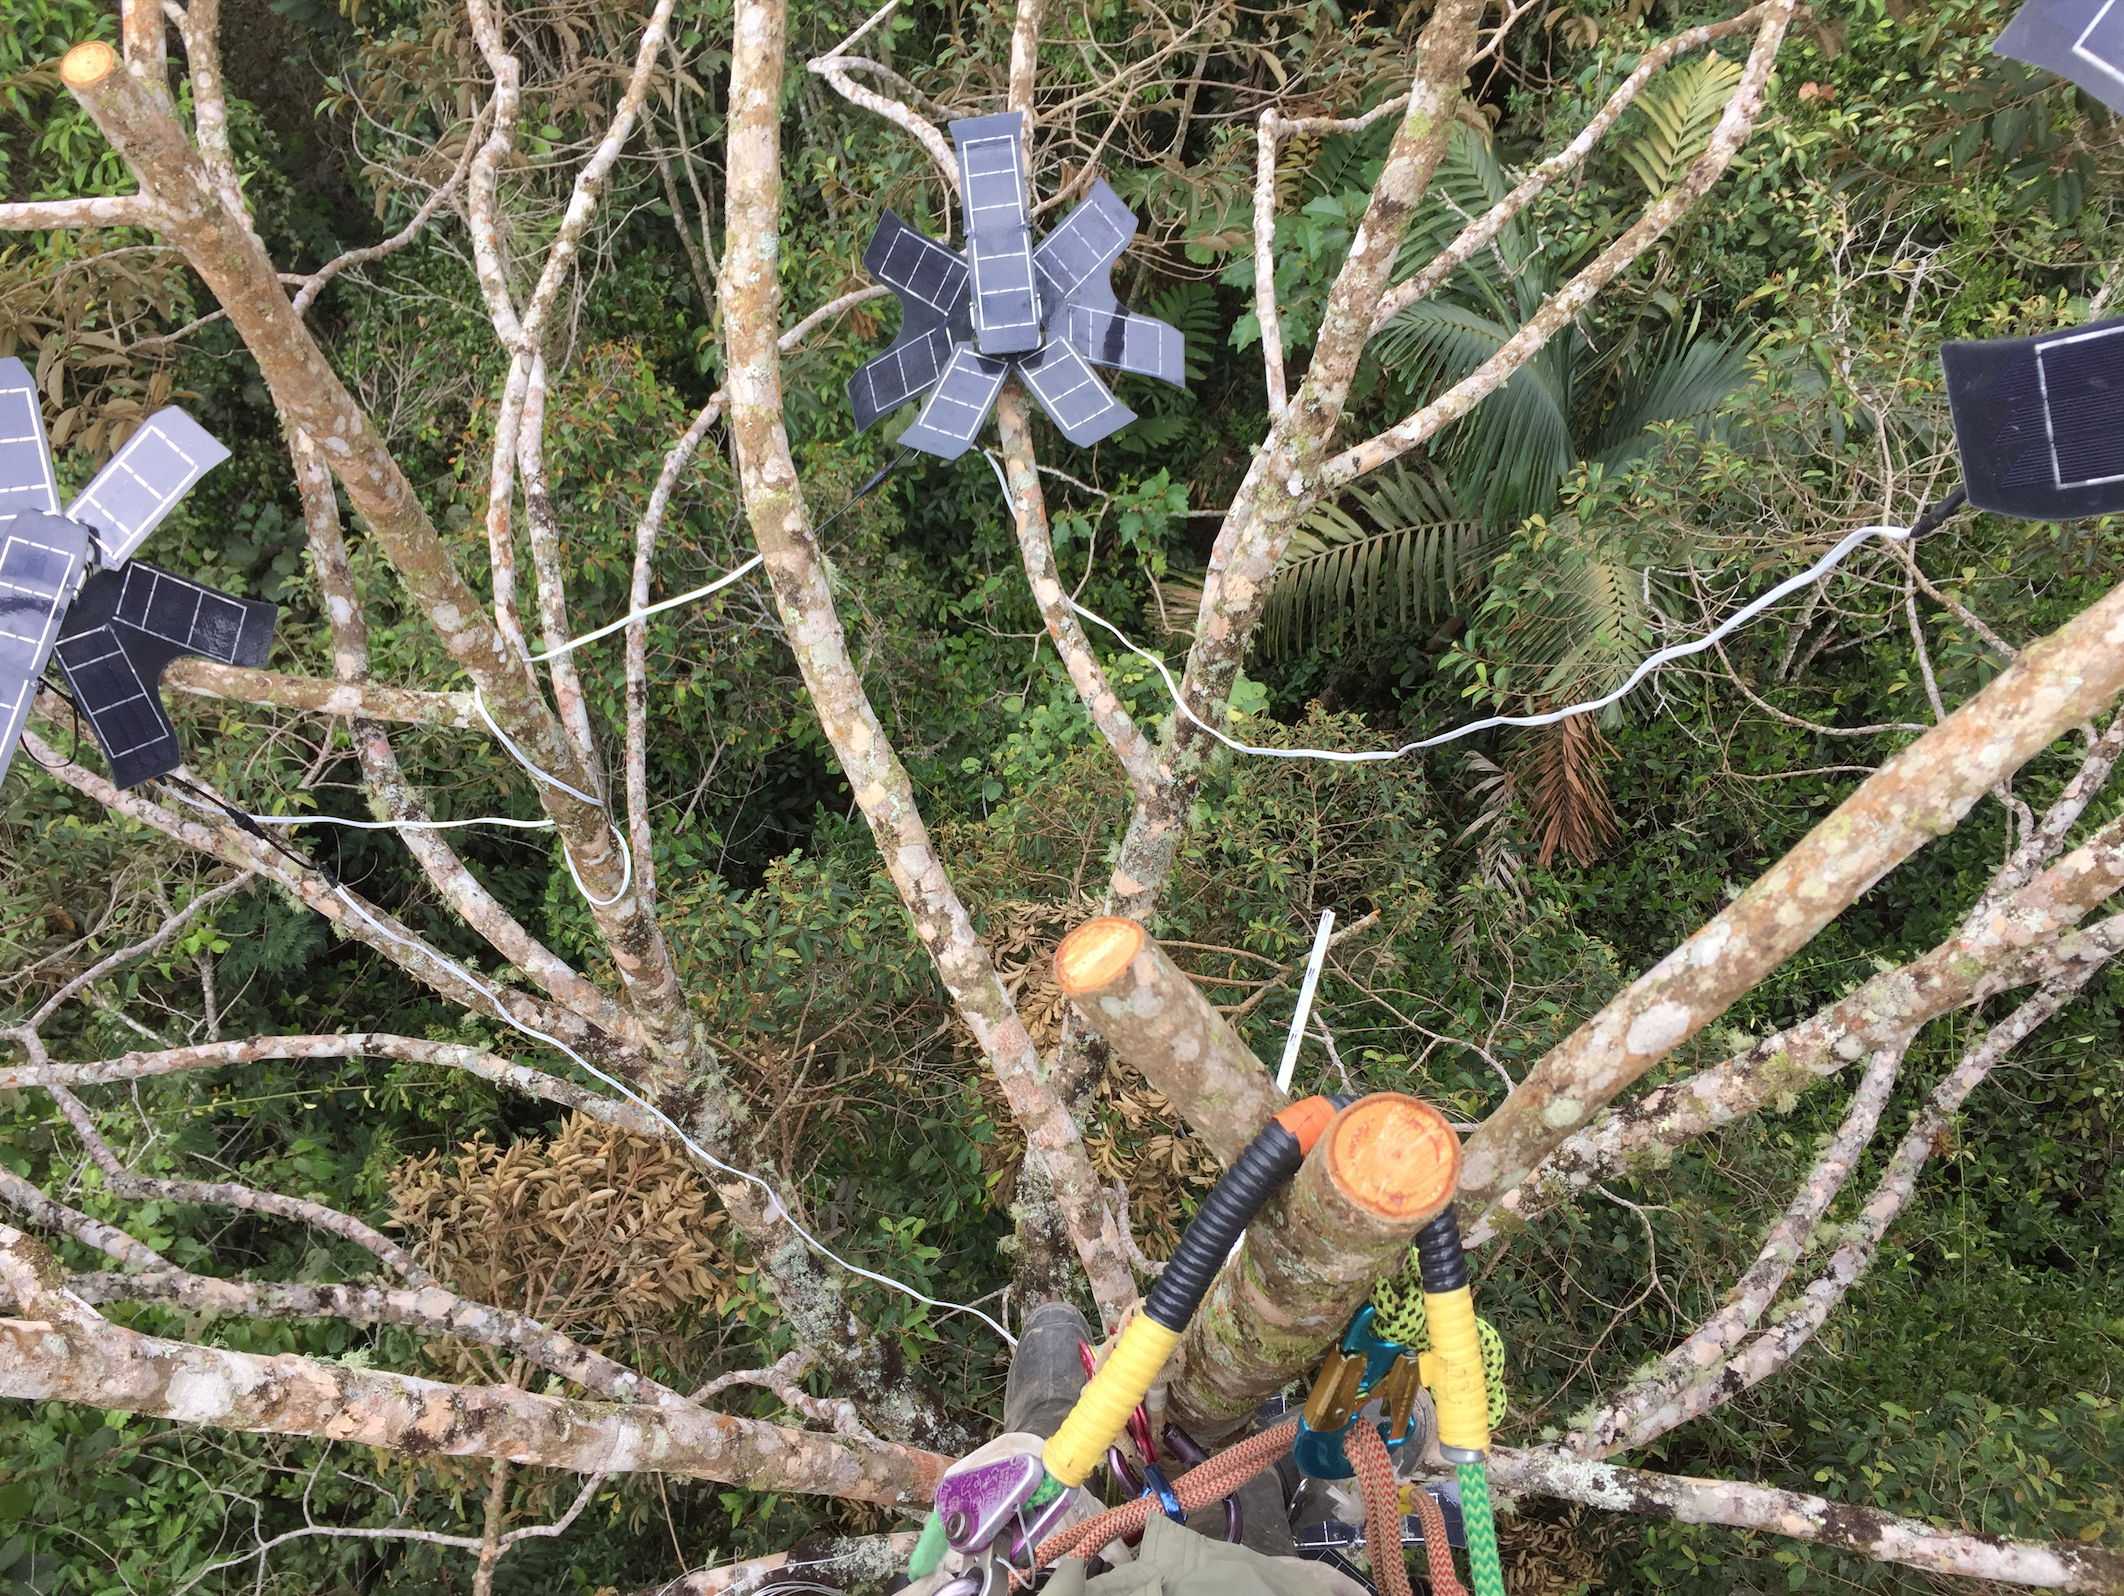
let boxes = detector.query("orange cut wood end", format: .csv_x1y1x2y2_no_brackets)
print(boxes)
61,41,118,88
1322,1093,1461,1224
1054,916,1147,996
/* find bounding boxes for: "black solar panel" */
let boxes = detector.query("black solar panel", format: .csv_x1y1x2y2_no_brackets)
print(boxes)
1032,180,1136,308
0,510,90,789
1059,305,1188,387
851,323,962,432
898,347,1010,460
0,357,61,522
952,113,1042,355
863,209,972,321
1996,0,2124,114
1018,340,1134,447
1942,313,2124,520
54,563,278,788
68,407,232,566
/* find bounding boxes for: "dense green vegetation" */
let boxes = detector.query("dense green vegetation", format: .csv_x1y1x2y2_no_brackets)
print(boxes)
1,0,2120,1589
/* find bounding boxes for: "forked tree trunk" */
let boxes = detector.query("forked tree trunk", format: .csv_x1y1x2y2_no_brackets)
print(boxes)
1164,1094,1461,1441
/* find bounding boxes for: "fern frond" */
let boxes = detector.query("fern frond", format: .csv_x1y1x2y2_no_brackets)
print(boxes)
1620,52,1744,195
1258,465,1495,659
1142,281,1221,384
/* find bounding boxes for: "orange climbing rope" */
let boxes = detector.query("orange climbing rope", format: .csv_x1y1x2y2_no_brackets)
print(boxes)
1031,1415,1463,1596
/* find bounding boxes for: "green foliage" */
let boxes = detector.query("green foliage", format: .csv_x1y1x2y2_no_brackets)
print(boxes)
1619,50,1745,196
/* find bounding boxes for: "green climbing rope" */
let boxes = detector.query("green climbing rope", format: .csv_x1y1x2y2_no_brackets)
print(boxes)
1369,1268,1508,1429
1456,1461,1506,1596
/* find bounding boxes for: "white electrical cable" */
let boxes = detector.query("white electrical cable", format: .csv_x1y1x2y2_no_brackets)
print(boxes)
325,878,1017,1345
562,825,634,908
471,688,605,805
524,555,765,663
1275,908,1336,1095
1069,521,1915,764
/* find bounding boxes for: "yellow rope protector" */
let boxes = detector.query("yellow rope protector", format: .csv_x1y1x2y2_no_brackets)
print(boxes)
1417,1285,1491,1457
1042,1314,1182,1487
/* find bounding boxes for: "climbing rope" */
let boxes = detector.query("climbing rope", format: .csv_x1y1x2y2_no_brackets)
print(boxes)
1349,1420,1459,1596
1368,1268,1509,1431
1034,1419,1301,1566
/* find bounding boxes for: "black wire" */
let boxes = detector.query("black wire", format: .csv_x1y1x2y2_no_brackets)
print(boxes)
161,773,341,890
1907,485,1969,542
813,448,912,538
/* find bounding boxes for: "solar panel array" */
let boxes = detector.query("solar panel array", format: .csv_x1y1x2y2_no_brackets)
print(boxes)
1018,341,1135,447
0,359,62,521
849,121,1187,459
899,348,1011,460
1943,312,2124,521
955,114,1043,356
54,563,277,790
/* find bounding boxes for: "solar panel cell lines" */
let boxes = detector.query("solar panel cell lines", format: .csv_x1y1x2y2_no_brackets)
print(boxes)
1019,341,1135,447
0,358,61,520
1032,181,1135,307
0,511,90,785
953,113,1042,355
53,620,175,789
863,210,970,321
899,348,1010,460
68,408,233,566
2036,323,2124,488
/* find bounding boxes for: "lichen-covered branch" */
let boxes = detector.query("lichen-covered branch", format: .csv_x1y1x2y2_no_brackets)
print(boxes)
1106,0,1485,919
0,195,153,229
160,661,478,728
1455,553,2124,1223
1560,1042,1906,1454
44,1081,435,1285
1476,807,2124,1239
1054,916,1287,1166
1322,3,1793,488
1484,1449,2124,1592
722,0,1134,1325
0,1228,949,1504
1367,7,1766,333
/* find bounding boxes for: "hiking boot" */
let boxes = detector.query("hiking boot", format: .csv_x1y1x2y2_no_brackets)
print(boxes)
1003,1300,1092,1439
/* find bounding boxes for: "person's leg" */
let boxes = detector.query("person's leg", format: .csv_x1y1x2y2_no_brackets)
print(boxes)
1003,1300,1092,1440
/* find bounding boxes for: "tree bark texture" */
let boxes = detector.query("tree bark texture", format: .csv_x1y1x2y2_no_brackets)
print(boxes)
719,0,1134,1326
1105,0,1485,919
1166,1094,1460,1441
1478,815,2124,1241
1486,1449,2124,1593
0,1247,948,1506
1455,568,2124,1222
1055,916,1288,1166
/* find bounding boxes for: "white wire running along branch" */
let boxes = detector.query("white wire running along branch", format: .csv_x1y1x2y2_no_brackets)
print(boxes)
524,555,764,663
1072,522,1915,764
328,883,1018,1345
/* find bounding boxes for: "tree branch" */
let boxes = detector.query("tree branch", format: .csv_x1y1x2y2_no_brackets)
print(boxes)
0,195,153,230
1324,4,1794,487
995,384,1160,802
0,1228,949,1504
1455,536,2124,1224
723,0,1135,1326
160,661,479,728
1368,7,1767,332
1484,1448,2124,1592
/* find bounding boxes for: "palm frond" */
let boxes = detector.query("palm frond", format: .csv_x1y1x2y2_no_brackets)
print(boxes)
1257,465,1495,660
1620,52,1744,195
1512,713,1620,867
1371,299,1575,527
1590,332,1755,462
